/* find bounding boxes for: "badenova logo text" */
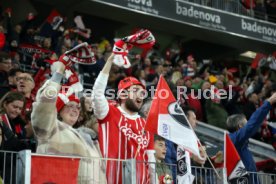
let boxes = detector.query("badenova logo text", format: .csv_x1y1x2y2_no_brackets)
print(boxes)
176,2,221,24
128,0,152,7
241,19,276,37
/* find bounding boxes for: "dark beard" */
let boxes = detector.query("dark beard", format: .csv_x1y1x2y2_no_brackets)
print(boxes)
125,98,140,112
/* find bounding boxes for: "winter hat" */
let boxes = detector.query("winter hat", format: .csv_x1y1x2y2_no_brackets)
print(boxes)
56,93,80,112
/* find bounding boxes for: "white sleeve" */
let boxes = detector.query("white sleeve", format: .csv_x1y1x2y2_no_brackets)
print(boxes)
92,72,109,120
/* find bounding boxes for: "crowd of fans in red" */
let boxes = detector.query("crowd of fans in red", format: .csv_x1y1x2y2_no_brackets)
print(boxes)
0,4,276,182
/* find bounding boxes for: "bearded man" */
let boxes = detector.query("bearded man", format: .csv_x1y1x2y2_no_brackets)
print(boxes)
92,53,155,184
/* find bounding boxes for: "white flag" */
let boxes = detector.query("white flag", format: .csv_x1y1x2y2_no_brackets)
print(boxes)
177,145,195,184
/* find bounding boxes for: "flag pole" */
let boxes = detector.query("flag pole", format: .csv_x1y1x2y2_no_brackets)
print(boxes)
223,131,226,169
197,137,222,180
177,99,222,180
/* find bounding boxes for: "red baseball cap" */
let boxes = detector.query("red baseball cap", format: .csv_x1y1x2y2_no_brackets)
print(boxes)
118,76,145,92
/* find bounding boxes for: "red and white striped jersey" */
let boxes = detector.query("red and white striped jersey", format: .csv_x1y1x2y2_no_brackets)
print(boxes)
98,104,154,184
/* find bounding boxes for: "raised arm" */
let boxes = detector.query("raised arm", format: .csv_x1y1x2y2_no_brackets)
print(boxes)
31,62,65,139
233,93,276,145
92,53,115,120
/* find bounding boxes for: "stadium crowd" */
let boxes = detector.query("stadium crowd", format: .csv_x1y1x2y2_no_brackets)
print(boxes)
0,4,276,184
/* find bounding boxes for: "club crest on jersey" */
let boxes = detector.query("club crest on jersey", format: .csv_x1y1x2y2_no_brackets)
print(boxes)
168,102,190,128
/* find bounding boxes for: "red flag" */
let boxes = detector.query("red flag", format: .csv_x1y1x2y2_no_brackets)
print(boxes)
224,132,248,182
1,114,12,130
46,9,61,23
251,53,266,69
31,155,80,183
46,9,63,30
145,76,200,157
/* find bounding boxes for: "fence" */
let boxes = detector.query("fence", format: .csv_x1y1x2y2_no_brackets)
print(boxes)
1,150,275,184
183,0,276,22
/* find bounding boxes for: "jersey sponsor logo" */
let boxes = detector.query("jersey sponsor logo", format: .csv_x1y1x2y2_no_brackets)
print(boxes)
120,125,149,148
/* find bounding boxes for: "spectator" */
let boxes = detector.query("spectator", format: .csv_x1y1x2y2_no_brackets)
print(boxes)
243,92,260,120
16,72,35,117
204,87,228,129
225,0,237,12
74,95,98,132
73,95,101,155
265,0,276,22
92,53,155,184
0,91,28,150
154,134,173,184
226,92,276,183
0,52,12,97
0,91,29,184
8,68,22,89
0,68,22,99
254,0,267,19
31,60,106,183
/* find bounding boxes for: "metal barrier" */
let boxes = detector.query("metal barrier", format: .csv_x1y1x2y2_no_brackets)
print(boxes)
136,161,227,184
0,151,19,184
1,150,275,184
246,171,276,184
183,0,276,22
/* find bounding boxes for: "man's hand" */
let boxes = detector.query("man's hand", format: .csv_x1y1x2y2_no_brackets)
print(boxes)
213,151,223,164
191,146,207,165
106,53,115,63
267,92,276,105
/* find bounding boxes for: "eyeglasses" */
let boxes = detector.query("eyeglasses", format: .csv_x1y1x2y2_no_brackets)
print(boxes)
16,77,34,82
66,104,81,111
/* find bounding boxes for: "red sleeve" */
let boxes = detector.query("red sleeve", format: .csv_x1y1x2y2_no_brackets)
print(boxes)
256,159,276,171
97,104,120,124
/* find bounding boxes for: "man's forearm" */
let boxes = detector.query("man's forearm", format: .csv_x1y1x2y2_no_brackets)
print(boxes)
92,53,114,120
102,53,114,75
